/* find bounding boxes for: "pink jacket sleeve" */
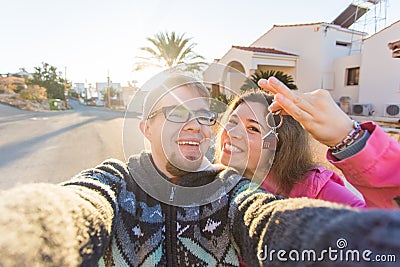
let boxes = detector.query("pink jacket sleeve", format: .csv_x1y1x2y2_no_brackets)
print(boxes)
287,167,366,208
327,122,400,208
316,178,366,208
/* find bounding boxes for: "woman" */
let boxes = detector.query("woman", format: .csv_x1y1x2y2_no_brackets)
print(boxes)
216,90,366,208
258,76,400,208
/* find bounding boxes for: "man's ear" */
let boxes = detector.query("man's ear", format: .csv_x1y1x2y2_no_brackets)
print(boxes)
140,120,152,141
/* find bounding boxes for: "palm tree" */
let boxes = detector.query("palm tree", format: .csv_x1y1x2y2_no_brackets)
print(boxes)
240,70,298,92
134,31,208,73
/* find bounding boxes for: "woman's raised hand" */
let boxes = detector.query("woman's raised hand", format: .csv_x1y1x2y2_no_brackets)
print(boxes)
258,77,354,147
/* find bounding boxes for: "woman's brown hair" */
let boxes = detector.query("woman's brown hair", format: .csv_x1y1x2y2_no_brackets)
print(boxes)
218,90,315,196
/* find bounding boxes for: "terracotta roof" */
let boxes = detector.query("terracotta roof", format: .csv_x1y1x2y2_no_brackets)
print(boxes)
232,46,297,56
273,22,324,28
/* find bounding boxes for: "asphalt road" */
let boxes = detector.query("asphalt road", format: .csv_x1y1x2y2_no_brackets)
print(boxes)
0,100,145,190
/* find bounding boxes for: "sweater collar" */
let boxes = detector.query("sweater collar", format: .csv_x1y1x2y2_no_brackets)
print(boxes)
136,151,225,187
127,151,242,206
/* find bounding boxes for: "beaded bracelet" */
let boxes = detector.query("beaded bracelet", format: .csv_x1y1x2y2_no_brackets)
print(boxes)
328,120,362,152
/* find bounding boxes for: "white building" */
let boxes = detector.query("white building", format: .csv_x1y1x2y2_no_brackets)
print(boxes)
357,21,400,117
204,18,400,118
72,83,85,95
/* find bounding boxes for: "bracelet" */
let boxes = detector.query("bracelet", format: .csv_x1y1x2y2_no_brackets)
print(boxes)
331,129,370,160
328,120,362,152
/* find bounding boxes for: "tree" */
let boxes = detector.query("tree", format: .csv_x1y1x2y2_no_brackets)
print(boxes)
101,87,118,105
240,70,297,92
27,62,70,99
210,92,234,113
134,31,208,73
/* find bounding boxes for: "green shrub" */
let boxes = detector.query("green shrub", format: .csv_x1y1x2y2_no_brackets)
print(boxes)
49,99,62,110
69,91,79,99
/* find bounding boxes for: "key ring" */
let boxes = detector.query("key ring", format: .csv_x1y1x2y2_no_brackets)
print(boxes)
262,110,283,150
265,110,283,130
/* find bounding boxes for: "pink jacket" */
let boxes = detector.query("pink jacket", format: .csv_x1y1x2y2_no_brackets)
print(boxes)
261,167,366,208
328,121,400,208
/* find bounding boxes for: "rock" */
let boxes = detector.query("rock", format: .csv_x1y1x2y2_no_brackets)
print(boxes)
0,93,50,111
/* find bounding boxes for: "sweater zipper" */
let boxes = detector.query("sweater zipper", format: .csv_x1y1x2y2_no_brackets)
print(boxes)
169,185,176,202
165,202,176,266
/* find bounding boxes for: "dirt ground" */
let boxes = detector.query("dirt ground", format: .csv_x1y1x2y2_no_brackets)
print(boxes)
309,130,400,175
309,137,343,175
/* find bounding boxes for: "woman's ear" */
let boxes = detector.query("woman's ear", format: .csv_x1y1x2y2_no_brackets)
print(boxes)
140,120,152,141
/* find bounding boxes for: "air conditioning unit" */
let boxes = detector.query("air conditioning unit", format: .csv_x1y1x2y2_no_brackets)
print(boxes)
384,103,400,117
352,103,374,116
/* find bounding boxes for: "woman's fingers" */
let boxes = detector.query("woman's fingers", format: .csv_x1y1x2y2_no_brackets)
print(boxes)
259,77,315,114
268,101,287,114
259,77,294,97
273,93,313,123
260,78,357,146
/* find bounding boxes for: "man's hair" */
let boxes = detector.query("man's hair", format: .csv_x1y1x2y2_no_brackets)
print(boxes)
142,72,210,120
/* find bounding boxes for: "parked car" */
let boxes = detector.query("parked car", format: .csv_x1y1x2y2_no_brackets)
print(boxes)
96,99,105,107
85,98,96,106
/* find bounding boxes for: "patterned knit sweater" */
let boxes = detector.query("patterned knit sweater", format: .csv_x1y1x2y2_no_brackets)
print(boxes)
78,151,249,266
1,151,400,267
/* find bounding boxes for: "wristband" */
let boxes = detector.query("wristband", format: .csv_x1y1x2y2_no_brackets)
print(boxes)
331,129,370,160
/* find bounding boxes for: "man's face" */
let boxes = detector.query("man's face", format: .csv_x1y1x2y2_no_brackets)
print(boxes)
142,85,212,176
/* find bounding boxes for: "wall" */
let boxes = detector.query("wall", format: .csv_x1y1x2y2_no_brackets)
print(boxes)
332,54,361,103
358,21,400,116
252,24,364,92
203,49,251,96
203,49,249,83
251,24,323,92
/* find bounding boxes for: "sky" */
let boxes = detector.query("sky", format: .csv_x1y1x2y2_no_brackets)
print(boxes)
1,0,399,87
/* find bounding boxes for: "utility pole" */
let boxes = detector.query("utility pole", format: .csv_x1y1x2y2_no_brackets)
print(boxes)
107,70,111,108
64,66,69,109
86,83,90,104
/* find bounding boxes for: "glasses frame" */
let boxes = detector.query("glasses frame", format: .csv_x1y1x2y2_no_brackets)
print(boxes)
147,105,218,126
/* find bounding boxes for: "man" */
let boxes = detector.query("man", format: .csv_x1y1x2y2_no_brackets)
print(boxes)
0,71,400,267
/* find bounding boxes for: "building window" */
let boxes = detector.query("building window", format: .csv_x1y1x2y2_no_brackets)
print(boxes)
336,41,350,47
346,67,359,86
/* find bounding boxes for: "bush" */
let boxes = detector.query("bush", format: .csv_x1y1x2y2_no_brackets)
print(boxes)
49,99,62,110
19,85,47,101
69,91,79,99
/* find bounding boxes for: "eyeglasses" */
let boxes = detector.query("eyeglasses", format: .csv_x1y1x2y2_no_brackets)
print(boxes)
147,105,218,126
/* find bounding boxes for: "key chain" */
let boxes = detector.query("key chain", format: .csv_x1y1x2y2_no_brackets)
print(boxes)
262,110,283,149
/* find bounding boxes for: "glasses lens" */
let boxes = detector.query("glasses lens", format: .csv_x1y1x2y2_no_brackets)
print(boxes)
195,110,217,126
163,105,217,125
165,106,190,123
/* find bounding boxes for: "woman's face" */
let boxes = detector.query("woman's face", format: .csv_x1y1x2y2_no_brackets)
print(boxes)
219,101,272,179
